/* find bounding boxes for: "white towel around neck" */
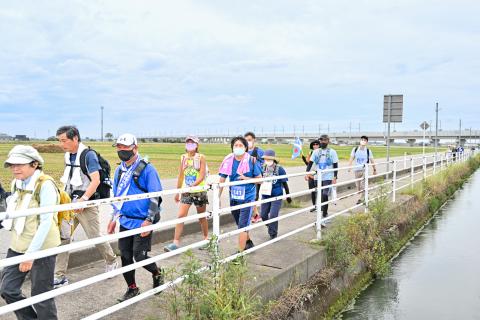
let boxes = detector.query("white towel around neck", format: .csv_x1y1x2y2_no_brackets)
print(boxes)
60,143,89,187
3,169,42,235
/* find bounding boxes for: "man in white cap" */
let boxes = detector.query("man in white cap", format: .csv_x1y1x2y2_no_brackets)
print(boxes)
54,125,117,287
108,134,164,302
0,145,60,320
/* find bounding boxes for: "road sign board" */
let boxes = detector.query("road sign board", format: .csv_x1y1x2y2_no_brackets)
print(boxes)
383,95,403,123
420,121,430,130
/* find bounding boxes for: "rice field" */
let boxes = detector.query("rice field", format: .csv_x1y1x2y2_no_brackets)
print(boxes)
0,141,440,188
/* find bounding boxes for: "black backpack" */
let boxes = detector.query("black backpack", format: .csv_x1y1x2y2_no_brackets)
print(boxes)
79,147,112,199
354,146,371,163
0,183,10,214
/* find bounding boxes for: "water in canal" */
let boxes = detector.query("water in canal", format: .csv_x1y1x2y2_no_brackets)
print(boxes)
339,170,480,320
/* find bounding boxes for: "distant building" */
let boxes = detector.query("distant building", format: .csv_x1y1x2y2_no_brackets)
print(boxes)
14,135,29,141
0,133,12,141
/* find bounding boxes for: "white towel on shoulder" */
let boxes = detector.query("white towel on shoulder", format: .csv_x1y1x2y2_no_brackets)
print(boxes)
60,143,89,187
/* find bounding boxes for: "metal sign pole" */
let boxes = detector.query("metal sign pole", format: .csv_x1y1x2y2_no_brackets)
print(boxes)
423,126,426,155
386,95,392,175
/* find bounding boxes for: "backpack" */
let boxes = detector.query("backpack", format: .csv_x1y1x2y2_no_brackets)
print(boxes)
79,147,112,199
354,146,371,163
0,183,10,213
115,160,162,223
250,147,260,163
32,175,76,235
181,153,209,177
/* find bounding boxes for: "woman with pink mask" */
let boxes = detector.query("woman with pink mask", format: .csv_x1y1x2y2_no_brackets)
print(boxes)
164,135,209,252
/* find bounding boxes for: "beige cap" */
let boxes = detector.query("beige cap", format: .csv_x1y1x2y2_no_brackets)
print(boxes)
4,145,44,168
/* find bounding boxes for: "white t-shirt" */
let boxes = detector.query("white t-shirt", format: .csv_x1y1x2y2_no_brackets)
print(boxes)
350,147,373,172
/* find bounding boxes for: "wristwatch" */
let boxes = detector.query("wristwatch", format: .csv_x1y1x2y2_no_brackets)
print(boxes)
145,216,154,223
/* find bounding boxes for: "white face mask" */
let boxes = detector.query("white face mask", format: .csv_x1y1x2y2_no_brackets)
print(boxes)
265,160,274,167
247,141,254,149
360,140,367,146
233,147,245,156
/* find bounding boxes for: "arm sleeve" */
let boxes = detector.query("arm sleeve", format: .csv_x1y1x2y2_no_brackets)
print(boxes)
301,154,308,165
306,161,314,172
145,166,162,218
26,181,58,253
333,162,339,179
282,181,290,195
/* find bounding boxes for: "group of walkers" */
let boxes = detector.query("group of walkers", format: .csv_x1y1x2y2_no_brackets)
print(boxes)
0,126,378,319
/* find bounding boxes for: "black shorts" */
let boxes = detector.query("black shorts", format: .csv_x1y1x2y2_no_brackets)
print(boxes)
118,225,152,254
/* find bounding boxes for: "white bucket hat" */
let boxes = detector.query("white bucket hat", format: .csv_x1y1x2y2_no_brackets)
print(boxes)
4,145,44,168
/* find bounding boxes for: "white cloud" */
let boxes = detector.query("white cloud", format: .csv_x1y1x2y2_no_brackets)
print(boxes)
0,0,479,138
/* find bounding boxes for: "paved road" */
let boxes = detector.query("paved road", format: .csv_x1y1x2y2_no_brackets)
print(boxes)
0,153,427,256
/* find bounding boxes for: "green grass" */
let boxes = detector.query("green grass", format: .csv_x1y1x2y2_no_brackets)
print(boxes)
0,141,440,188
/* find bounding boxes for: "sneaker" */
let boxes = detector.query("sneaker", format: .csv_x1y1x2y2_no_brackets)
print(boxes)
310,208,316,213
164,243,179,252
321,222,327,228
198,242,209,250
153,269,164,290
356,199,363,205
269,234,277,240
117,287,140,303
251,215,262,224
53,275,69,288
245,239,255,250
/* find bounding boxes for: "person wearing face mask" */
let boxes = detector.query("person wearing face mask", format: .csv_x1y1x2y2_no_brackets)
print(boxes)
219,136,263,251
164,135,209,252
305,134,339,226
244,132,265,224
303,140,320,211
108,133,164,302
259,150,292,239
54,125,117,288
348,136,377,205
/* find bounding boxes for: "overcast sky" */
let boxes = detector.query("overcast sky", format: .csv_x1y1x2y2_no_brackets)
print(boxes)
0,0,479,139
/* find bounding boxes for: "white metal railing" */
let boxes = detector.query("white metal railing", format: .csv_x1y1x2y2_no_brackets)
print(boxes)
0,150,476,319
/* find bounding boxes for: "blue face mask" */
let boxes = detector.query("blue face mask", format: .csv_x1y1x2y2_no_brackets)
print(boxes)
233,147,245,156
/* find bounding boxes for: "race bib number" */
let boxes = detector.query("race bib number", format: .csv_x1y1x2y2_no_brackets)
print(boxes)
185,174,197,186
231,186,246,200
260,181,272,196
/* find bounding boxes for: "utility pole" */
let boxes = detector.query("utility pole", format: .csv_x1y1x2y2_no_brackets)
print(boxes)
459,119,462,146
435,102,439,155
100,106,104,142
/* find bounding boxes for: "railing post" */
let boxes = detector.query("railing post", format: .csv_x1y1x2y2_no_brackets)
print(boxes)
316,169,323,240
211,183,221,256
423,156,427,180
440,154,443,171
404,152,407,170
410,157,414,187
392,160,397,203
433,154,437,174
364,163,369,212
